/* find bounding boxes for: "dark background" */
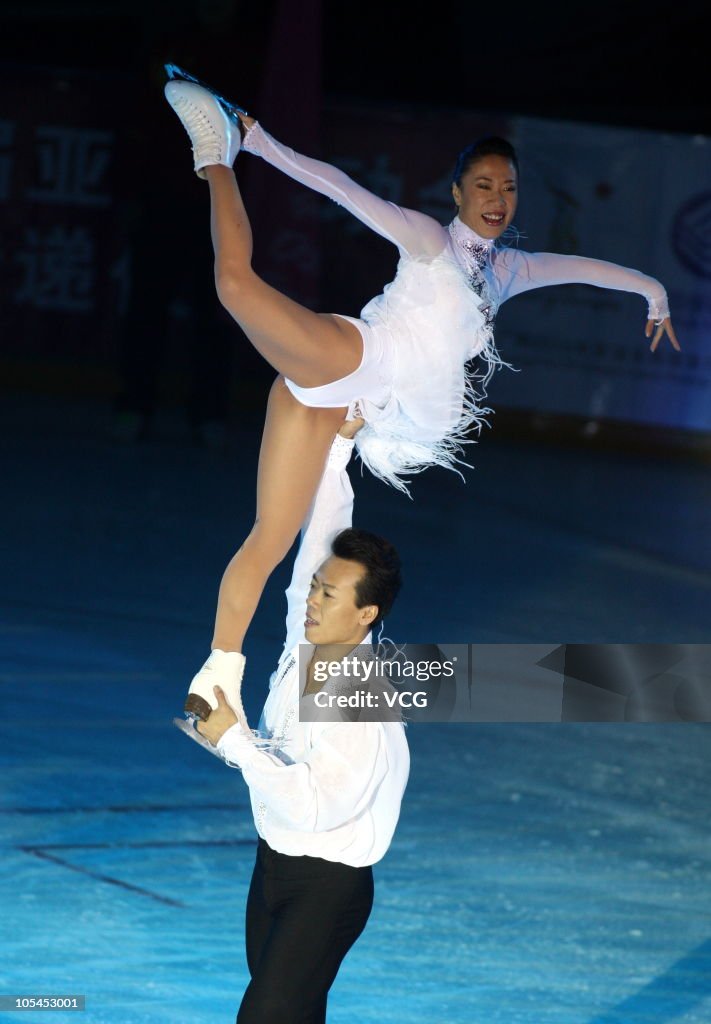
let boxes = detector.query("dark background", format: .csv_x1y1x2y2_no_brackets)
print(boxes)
1,0,706,132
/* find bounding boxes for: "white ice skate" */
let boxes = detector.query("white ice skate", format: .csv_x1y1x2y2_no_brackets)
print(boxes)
184,649,247,722
164,76,243,179
174,649,282,761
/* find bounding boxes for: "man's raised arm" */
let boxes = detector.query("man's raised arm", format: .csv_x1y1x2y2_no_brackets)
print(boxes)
280,429,358,664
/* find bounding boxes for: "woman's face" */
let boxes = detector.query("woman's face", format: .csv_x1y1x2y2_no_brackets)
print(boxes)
452,155,518,239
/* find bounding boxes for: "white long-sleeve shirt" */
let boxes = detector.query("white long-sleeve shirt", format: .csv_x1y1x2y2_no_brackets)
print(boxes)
217,434,410,866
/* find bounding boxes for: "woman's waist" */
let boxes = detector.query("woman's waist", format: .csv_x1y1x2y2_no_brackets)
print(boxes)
360,297,488,348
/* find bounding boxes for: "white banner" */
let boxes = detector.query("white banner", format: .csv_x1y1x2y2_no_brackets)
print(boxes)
491,116,711,432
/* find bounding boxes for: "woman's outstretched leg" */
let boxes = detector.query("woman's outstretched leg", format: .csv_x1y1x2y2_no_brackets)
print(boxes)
205,163,362,388
165,80,363,386
165,80,361,702
212,377,348,653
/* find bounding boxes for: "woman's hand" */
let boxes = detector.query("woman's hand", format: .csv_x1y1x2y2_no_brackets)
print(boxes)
195,685,240,746
237,111,256,132
338,417,365,440
645,317,681,353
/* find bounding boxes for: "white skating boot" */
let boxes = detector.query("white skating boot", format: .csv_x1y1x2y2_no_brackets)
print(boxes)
184,649,247,723
164,79,242,179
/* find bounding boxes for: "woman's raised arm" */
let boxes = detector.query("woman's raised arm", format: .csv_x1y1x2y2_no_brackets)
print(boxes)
496,249,667,319
241,120,447,260
495,248,679,350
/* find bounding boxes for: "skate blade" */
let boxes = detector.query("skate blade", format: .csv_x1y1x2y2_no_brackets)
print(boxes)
173,716,283,760
164,63,248,120
172,716,223,759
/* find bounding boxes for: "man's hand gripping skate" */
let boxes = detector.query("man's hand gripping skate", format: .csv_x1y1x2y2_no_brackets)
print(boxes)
175,647,248,757
196,686,243,746
173,682,248,758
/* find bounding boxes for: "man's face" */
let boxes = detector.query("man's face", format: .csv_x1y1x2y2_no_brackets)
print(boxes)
305,555,377,646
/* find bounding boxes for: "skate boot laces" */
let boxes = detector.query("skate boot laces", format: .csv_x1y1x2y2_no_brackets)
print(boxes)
167,88,226,163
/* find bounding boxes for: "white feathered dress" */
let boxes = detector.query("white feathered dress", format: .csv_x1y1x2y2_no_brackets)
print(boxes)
242,123,670,494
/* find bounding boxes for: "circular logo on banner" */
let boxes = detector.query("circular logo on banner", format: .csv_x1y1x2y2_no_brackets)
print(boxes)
672,192,711,279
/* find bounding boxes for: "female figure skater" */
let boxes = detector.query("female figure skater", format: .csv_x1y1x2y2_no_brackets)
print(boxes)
163,67,679,715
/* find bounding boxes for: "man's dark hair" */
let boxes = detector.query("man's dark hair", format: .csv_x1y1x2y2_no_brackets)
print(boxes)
331,528,402,630
453,136,519,187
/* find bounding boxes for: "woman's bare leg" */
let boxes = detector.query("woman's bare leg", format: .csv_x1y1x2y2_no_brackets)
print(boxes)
205,164,362,388
212,378,348,653
200,154,363,653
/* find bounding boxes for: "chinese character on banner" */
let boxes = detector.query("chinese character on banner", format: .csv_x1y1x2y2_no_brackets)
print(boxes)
0,119,14,202
26,126,113,207
14,226,95,312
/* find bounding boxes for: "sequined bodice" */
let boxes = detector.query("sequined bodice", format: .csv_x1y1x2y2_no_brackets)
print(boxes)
447,216,499,335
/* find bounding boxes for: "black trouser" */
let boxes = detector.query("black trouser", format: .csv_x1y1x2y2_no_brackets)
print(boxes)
237,838,374,1024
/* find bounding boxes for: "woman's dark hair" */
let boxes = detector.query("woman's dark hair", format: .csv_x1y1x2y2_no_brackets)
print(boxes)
331,528,402,629
453,136,519,186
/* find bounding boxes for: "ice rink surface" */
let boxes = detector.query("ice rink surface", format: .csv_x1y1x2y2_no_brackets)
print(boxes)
1,396,709,1023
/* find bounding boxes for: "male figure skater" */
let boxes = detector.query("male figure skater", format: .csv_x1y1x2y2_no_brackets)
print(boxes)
196,422,410,1024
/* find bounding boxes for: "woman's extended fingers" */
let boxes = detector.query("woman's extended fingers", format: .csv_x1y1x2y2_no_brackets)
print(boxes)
664,318,681,351
647,317,681,353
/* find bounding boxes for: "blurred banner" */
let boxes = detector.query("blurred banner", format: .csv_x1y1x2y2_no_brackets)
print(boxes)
0,0,323,398
493,116,711,432
0,67,126,381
